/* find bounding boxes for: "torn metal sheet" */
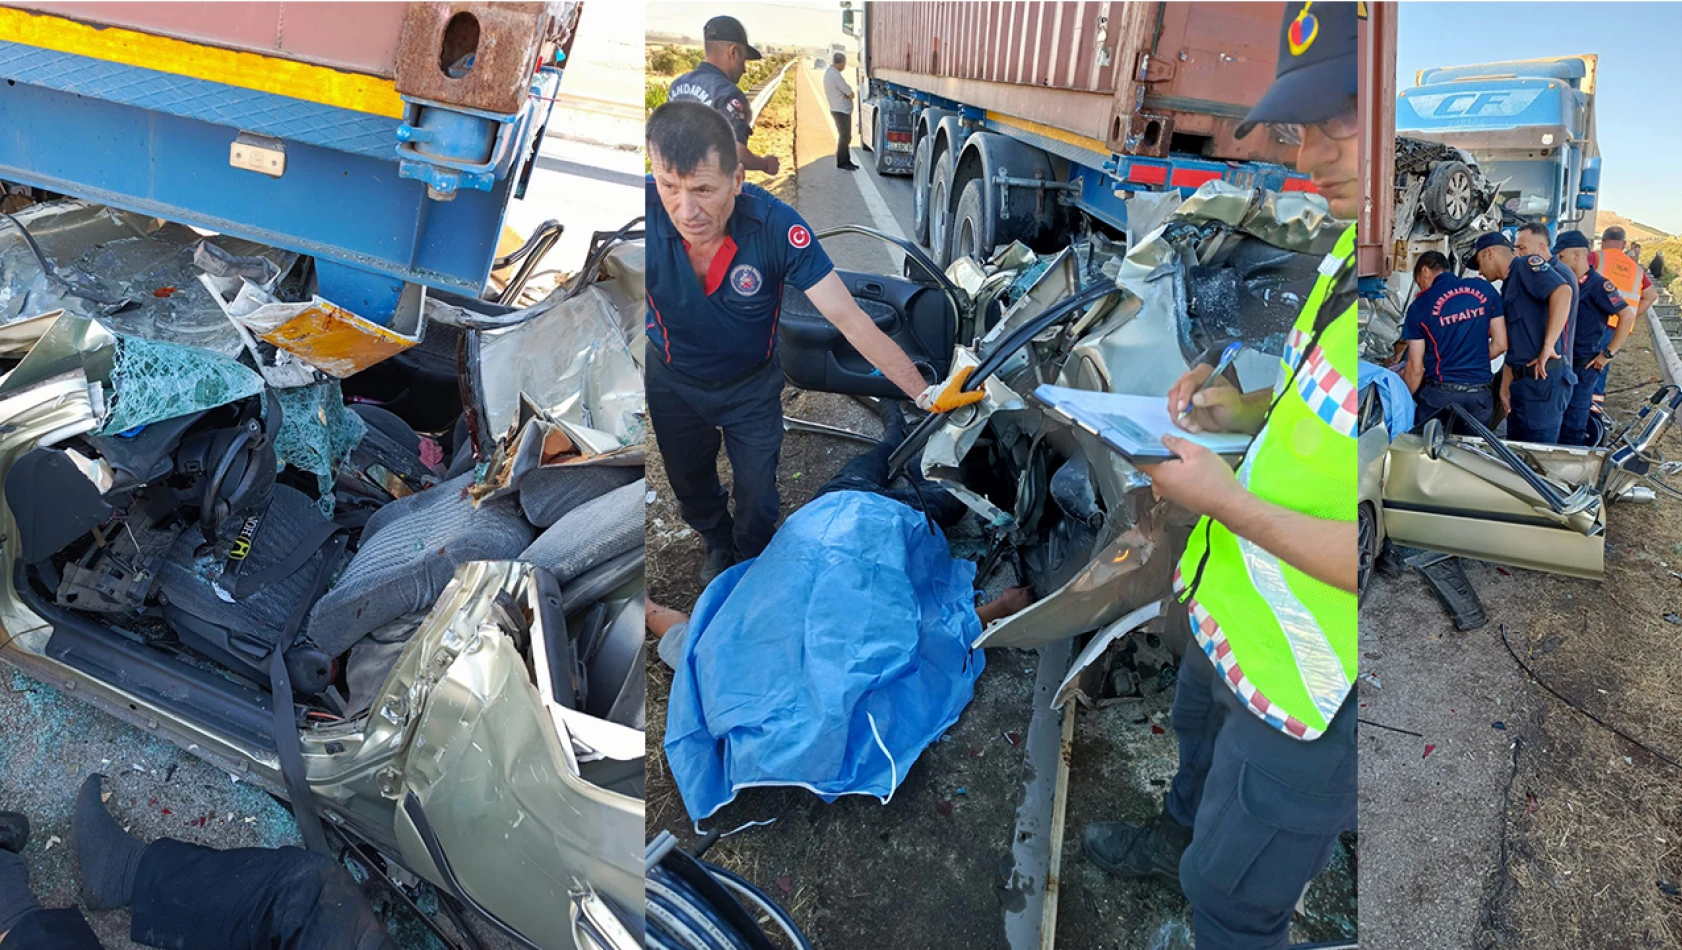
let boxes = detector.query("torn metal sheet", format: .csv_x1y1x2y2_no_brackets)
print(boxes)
384,561,643,950
0,309,61,359
989,240,1038,272
1123,190,1185,248
594,241,646,348
470,412,644,503
0,312,115,399
477,285,645,445
1166,180,1341,255
1000,637,1071,950
232,283,428,379
977,248,1080,354
976,514,1174,649
945,256,990,299
1053,602,1162,709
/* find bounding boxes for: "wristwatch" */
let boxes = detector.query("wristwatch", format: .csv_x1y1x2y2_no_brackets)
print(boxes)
1602,347,1617,360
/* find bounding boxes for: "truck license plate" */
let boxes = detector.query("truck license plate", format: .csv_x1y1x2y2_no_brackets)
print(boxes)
888,142,913,152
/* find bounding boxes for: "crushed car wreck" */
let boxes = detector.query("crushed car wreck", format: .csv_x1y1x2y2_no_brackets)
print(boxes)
0,199,647,949
779,181,1342,657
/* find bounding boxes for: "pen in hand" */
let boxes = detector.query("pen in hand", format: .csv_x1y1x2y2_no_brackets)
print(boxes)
1177,342,1243,423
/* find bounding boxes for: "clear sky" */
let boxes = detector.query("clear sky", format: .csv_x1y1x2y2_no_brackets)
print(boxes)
646,2,851,53
1397,2,1681,234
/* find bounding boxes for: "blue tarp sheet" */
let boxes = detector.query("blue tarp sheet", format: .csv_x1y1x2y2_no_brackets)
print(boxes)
1359,360,1415,439
665,490,984,823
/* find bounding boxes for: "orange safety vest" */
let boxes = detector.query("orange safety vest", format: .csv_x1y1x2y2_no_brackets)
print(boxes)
1600,248,1645,327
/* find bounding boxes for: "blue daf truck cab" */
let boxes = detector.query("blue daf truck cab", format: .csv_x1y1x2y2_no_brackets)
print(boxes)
1397,55,1602,241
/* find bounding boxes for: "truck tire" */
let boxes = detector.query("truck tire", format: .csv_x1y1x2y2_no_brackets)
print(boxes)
951,178,992,264
928,150,957,266
1422,160,1476,233
911,135,935,245
872,115,892,176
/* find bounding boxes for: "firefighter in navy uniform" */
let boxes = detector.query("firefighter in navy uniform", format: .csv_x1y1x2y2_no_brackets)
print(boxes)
645,101,978,586
1078,4,1359,948
1399,250,1507,431
1473,231,1575,442
1555,229,1637,446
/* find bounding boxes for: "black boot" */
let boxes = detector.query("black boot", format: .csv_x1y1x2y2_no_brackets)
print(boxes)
698,547,736,588
1081,811,1193,884
0,813,28,855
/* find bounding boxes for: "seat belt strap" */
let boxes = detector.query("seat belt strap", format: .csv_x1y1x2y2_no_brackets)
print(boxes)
222,519,345,601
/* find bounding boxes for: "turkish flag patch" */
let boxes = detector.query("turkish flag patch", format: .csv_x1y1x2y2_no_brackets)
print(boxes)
789,224,811,249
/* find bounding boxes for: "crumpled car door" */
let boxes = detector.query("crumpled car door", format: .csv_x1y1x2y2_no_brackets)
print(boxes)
1380,429,1606,579
379,561,643,949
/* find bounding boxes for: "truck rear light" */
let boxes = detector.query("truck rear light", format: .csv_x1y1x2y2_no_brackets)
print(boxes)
887,131,912,143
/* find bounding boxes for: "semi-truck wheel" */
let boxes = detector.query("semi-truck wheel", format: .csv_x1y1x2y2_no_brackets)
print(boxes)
951,178,991,263
928,151,957,266
872,115,892,176
1422,160,1476,233
911,136,935,245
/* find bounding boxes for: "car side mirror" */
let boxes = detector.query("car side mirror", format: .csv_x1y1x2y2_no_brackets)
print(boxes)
1422,416,1446,460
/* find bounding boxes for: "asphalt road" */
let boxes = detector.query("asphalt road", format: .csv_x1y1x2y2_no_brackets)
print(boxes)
792,61,919,273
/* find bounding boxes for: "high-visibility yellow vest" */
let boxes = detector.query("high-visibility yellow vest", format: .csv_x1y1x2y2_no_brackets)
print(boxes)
1173,223,1358,740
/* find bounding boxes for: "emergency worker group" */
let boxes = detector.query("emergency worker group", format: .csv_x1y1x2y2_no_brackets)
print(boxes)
1399,221,1653,444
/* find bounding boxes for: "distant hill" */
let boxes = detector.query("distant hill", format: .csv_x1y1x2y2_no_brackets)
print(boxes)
1596,209,1672,243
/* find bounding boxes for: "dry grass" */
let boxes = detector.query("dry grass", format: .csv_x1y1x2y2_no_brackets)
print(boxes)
1483,334,1682,948
746,69,797,203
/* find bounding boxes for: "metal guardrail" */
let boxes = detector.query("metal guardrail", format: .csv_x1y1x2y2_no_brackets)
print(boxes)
749,60,796,118
1647,306,1682,388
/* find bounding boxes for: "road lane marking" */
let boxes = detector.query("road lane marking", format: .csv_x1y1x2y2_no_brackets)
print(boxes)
799,65,907,270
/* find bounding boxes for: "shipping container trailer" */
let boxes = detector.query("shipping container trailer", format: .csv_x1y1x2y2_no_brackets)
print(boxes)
1358,0,1396,288
843,0,1318,266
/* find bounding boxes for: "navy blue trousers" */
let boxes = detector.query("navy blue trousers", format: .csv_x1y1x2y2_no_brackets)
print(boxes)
1507,368,1573,443
1560,362,1606,446
3,838,392,950
646,356,786,559
1165,622,1358,950
1413,384,1493,435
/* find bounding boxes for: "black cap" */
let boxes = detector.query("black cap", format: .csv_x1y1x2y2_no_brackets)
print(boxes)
1473,232,1513,255
1237,2,1358,139
1554,230,1591,252
704,15,762,61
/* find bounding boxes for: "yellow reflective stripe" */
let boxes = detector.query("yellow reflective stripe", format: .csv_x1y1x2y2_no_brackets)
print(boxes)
0,6,403,117
985,111,1111,159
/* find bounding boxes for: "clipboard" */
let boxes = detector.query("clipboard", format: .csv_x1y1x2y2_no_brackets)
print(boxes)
1030,384,1252,461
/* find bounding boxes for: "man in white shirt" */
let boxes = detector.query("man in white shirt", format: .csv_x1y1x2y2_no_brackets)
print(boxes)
823,52,858,171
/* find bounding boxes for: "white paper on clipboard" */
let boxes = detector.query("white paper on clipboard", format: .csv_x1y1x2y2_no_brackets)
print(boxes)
1031,384,1251,461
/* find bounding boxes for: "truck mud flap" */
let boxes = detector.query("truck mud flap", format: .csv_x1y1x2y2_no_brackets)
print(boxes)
1404,549,1487,631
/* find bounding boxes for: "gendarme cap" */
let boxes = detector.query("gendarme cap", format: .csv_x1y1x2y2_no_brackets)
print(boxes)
1473,232,1513,255
703,16,762,61
1553,230,1591,253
